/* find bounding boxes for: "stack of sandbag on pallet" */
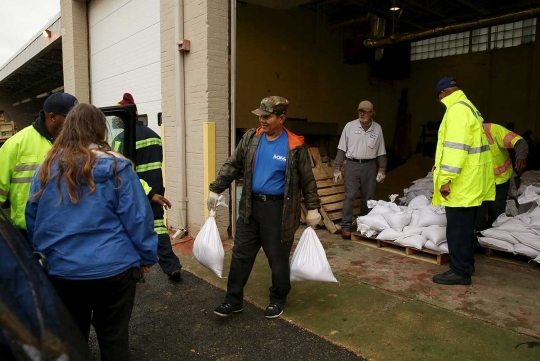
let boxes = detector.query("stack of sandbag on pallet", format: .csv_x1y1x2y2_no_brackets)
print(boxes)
398,172,434,205
356,194,449,254
508,170,540,215
478,202,540,264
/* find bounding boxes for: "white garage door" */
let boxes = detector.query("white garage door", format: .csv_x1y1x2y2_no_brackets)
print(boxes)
89,0,161,133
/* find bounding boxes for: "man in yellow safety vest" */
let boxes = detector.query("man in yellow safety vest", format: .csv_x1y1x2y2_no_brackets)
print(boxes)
477,123,528,229
432,77,495,286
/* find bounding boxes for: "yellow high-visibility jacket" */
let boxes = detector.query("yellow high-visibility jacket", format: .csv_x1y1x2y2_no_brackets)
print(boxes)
0,126,52,229
433,90,495,207
483,123,522,185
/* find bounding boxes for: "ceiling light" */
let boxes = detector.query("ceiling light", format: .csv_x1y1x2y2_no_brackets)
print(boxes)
390,6,400,11
12,102,21,107
36,92,50,99
51,86,64,93
21,98,32,104
42,29,51,38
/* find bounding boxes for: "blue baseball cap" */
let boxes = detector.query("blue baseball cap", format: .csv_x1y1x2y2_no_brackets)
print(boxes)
43,92,79,116
436,77,459,97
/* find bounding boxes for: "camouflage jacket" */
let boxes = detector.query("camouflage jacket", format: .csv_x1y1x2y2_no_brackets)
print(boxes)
209,127,320,242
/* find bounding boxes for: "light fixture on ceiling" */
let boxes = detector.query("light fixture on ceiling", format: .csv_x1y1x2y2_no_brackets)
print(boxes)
12,102,21,107
21,98,33,104
36,92,50,99
390,6,400,11
42,29,51,38
51,86,64,93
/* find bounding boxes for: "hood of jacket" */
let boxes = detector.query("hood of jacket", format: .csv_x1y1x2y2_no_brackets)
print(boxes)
441,89,466,109
32,110,54,142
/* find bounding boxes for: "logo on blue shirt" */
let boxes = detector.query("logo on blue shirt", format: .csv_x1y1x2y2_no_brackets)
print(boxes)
273,154,287,162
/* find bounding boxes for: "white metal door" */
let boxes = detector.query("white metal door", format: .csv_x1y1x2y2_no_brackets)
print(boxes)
89,0,161,133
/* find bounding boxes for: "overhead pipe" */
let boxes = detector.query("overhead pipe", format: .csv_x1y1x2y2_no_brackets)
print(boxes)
364,6,540,48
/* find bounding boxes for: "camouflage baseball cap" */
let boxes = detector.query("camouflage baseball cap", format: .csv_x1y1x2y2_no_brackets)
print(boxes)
252,96,289,116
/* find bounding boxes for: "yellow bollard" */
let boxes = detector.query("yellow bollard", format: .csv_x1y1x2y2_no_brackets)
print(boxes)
203,122,216,219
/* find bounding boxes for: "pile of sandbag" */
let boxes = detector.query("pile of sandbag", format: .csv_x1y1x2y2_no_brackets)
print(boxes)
356,194,449,254
478,202,540,264
509,171,540,215
398,172,434,205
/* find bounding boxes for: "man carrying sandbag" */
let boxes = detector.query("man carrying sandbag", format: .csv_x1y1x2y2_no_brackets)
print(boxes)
432,77,495,286
207,96,321,319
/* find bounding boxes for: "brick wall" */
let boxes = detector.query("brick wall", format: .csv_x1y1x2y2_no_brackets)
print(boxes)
160,0,230,237
60,0,90,103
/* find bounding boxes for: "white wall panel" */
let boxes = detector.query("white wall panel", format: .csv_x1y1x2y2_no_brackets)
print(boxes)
89,0,161,132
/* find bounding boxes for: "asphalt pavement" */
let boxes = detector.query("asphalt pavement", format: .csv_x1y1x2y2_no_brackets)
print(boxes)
89,268,364,361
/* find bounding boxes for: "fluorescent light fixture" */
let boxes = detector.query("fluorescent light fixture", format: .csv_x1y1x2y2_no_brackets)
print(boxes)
36,92,50,99
43,30,51,38
21,98,32,104
390,6,400,11
51,86,64,93
12,102,21,107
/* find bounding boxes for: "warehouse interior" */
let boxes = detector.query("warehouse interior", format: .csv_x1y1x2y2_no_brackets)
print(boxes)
235,0,540,170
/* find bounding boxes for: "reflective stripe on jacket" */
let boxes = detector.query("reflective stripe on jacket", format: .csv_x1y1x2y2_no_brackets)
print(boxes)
0,126,52,229
433,90,495,207
483,123,522,185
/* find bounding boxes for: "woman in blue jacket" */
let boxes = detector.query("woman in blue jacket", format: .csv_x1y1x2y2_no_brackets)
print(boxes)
26,103,158,361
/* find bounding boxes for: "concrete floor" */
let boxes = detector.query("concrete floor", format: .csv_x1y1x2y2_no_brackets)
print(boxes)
173,226,540,361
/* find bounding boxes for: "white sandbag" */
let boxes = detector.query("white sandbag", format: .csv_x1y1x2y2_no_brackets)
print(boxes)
518,185,540,205
492,214,511,227
407,182,432,192
477,237,514,253
193,211,225,278
498,219,535,234
421,225,447,246
527,205,540,218
382,210,412,232
408,195,431,209
409,210,421,226
417,206,447,227
511,233,540,252
357,214,390,232
367,204,394,216
513,243,539,258
377,228,403,241
528,217,540,230
506,200,519,216
423,240,449,253
533,254,540,264
480,228,519,245
290,227,338,283
403,226,424,236
395,234,427,250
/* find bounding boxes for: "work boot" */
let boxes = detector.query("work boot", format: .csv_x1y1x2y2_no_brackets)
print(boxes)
214,303,243,317
432,270,471,285
264,303,283,319
341,229,351,240
168,269,182,282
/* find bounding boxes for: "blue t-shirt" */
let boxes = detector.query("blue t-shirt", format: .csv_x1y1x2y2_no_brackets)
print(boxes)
252,131,289,195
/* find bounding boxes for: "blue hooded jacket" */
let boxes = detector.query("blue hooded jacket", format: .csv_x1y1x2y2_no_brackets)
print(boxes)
25,152,158,280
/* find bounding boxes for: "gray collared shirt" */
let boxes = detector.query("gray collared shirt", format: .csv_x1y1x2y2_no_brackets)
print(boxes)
337,119,386,160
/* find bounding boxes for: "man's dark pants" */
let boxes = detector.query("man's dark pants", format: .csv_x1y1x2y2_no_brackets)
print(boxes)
153,204,182,275
49,267,139,361
341,160,377,230
446,206,479,277
474,180,510,230
225,198,293,308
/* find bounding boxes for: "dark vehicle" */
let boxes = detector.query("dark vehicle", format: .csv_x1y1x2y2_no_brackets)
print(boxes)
0,104,138,360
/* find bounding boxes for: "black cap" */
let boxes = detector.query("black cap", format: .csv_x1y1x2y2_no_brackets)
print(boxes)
43,93,79,116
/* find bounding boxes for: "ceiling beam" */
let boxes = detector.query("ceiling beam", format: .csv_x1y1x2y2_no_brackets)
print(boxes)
402,0,454,20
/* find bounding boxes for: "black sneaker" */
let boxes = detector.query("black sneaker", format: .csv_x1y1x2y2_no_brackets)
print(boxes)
214,303,242,317
433,271,471,285
264,303,283,319
168,269,182,282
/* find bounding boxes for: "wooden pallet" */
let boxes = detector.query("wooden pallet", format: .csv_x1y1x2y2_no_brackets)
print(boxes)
351,232,451,265
305,147,361,234
483,247,539,269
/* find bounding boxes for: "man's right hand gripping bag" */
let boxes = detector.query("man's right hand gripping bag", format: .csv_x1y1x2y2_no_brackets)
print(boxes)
290,228,338,283
193,210,224,278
